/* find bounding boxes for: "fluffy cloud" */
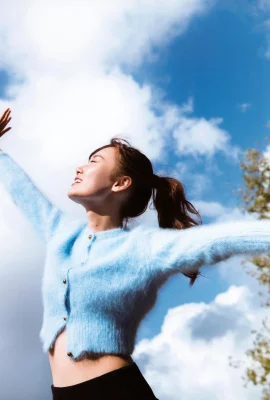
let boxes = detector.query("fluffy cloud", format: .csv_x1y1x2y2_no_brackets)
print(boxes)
133,285,266,399
169,98,241,160
193,201,261,223
173,115,240,159
192,200,229,218
0,0,215,76
0,1,226,218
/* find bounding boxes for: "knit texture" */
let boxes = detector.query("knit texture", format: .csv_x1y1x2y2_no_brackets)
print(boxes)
1,151,270,360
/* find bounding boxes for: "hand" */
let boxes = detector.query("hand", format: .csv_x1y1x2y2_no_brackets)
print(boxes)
0,108,12,138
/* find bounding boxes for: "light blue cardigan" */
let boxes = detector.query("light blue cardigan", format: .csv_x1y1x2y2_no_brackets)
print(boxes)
1,151,270,360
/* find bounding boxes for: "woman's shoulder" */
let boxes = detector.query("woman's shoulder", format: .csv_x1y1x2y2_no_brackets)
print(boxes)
126,223,165,237
50,212,86,239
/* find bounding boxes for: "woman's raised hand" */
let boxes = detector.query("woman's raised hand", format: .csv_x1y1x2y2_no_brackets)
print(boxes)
0,108,12,138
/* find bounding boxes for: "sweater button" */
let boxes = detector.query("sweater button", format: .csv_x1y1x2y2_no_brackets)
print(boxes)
67,352,73,357
88,234,92,239
63,279,66,284
63,316,67,321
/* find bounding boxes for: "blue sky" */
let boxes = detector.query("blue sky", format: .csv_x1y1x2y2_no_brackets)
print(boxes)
135,4,270,342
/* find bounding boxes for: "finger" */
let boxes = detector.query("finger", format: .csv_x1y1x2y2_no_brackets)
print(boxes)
2,110,11,122
0,121,8,129
1,126,12,134
0,121,12,130
0,127,11,136
1,108,11,117
0,116,11,128
0,108,11,122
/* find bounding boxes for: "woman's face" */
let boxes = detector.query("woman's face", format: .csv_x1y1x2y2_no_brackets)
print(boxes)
67,146,120,207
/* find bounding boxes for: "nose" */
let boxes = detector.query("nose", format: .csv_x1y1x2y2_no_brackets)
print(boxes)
76,166,83,175
76,161,90,175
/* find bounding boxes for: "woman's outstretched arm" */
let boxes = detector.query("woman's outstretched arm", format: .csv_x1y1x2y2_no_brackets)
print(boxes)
146,219,270,277
0,108,65,244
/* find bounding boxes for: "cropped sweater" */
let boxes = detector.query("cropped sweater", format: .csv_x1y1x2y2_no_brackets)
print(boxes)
1,151,270,361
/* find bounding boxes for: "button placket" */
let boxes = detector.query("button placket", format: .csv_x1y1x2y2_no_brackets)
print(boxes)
64,231,95,359
63,272,69,324
81,233,94,266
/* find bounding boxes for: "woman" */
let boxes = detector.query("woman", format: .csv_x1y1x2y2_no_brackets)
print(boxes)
1,107,270,400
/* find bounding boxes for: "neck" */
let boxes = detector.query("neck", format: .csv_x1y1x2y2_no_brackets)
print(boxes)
85,210,122,232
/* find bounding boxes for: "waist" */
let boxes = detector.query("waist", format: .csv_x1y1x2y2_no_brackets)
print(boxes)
48,329,134,387
40,314,136,357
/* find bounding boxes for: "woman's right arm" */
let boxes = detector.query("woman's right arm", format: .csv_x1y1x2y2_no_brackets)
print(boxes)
0,108,66,244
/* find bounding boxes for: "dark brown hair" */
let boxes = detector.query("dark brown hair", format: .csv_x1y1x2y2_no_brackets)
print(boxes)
89,137,203,286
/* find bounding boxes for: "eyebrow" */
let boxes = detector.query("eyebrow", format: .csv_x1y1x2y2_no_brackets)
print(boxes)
89,154,105,160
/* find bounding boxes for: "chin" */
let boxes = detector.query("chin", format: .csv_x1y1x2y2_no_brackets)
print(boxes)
67,188,80,201
67,194,82,205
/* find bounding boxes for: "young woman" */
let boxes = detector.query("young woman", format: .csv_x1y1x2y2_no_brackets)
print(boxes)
1,107,270,400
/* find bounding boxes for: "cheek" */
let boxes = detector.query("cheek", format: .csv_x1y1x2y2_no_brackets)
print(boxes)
83,171,111,191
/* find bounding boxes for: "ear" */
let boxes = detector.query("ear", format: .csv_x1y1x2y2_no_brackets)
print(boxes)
111,176,132,193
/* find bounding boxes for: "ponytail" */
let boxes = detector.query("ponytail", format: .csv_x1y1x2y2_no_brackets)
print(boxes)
152,174,202,286
90,137,203,286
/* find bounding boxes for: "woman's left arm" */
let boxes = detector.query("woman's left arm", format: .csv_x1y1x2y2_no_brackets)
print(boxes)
146,219,270,276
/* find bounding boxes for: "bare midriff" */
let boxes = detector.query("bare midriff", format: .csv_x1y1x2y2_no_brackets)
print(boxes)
48,327,134,387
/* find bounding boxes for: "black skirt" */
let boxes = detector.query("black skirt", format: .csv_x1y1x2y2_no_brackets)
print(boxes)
51,361,159,400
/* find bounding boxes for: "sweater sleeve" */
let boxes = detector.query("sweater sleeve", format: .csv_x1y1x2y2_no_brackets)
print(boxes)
147,219,270,276
0,151,65,244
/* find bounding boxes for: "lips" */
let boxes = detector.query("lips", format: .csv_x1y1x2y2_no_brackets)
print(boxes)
72,177,83,186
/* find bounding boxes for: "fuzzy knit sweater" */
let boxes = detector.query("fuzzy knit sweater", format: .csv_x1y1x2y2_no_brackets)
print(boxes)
1,151,270,361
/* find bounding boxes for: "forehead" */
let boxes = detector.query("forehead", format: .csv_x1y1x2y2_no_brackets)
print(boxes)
90,146,117,159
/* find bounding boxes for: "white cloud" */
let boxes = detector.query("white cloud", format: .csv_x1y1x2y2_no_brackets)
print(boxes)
0,1,221,216
133,285,267,399
263,143,270,162
131,200,269,399
168,98,241,160
0,0,215,76
191,200,229,219
191,199,263,224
